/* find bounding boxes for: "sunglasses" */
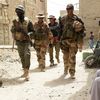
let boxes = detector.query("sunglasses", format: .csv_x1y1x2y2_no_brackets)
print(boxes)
66,8,73,10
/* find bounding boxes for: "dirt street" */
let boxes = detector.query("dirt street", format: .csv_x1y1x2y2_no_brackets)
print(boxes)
0,48,96,100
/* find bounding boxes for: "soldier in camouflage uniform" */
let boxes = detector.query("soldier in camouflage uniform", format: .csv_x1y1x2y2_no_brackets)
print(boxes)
11,5,34,81
48,15,60,66
33,14,53,72
60,4,85,79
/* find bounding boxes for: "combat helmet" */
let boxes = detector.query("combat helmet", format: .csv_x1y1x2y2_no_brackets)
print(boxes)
73,20,83,32
66,4,74,10
15,5,25,13
48,15,56,20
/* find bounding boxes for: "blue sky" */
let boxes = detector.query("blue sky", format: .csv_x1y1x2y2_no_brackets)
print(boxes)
47,0,79,18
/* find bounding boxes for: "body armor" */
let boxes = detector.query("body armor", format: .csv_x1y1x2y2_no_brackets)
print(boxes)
12,17,29,41
34,22,48,40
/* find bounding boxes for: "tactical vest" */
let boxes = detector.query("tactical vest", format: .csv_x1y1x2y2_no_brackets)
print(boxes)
62,15,75,39
13,17,29,41
48,22,59,37
34,22,48,40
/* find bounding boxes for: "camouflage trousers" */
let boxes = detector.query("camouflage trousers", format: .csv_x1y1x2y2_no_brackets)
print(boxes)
16,41,31,69
77,38,84,52
48,42,60,63
34,41,47,69
61,39,78,76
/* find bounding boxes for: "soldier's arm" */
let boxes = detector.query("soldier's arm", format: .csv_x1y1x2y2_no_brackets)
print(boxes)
44,23,53,44
11,20,17,33
76,16,86,31
59,16,66,40
28,21,34,32
45,23,53,40
56,22,61,38
48,29,54,44
75,16,86,37
11,20,16,39
11,25,16,33
27,21,35,39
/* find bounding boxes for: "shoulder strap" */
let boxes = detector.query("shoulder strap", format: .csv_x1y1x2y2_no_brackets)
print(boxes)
73,15,84,24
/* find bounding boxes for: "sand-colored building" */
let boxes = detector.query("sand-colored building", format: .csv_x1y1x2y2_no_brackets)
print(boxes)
0,0,47,45
79,0,100,38
60,1,100,39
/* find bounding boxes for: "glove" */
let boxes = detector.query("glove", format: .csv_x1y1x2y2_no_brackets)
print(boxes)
27,32,33,36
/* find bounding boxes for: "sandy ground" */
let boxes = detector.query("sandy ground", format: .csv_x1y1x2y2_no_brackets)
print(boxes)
0,48,97,100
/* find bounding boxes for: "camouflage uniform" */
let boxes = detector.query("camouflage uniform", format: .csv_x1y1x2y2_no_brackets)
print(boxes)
11,17,34,68
33,19,52,71
60,9,85,77
48,21,60,65
11,5,34,80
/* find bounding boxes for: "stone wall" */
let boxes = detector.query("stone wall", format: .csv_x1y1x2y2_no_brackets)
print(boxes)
0,1,9,45
0,0,47,45
79,0,100,39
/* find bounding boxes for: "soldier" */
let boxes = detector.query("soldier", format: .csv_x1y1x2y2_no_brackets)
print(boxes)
60,4,85,79
33,14,53,72
48,15,60,66
11,5,34,81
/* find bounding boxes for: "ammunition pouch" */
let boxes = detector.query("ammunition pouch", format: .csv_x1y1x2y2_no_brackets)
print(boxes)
60,41,67,50
34,32,47,40
12,18,30,41
14,32,29,41
62,28,74,39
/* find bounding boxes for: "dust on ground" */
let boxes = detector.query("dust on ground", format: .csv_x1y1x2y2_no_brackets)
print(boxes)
0,48,97,100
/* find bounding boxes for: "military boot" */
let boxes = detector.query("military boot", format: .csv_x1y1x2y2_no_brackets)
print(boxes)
57,59,60,63
40,66,45,72
70,74,75,79
21,68,29,81
64,68,68,75
69,70,75,79
50,62,54,67
21,69,26,78
24,69,29,81
40,68,45,72
0,80,2,87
